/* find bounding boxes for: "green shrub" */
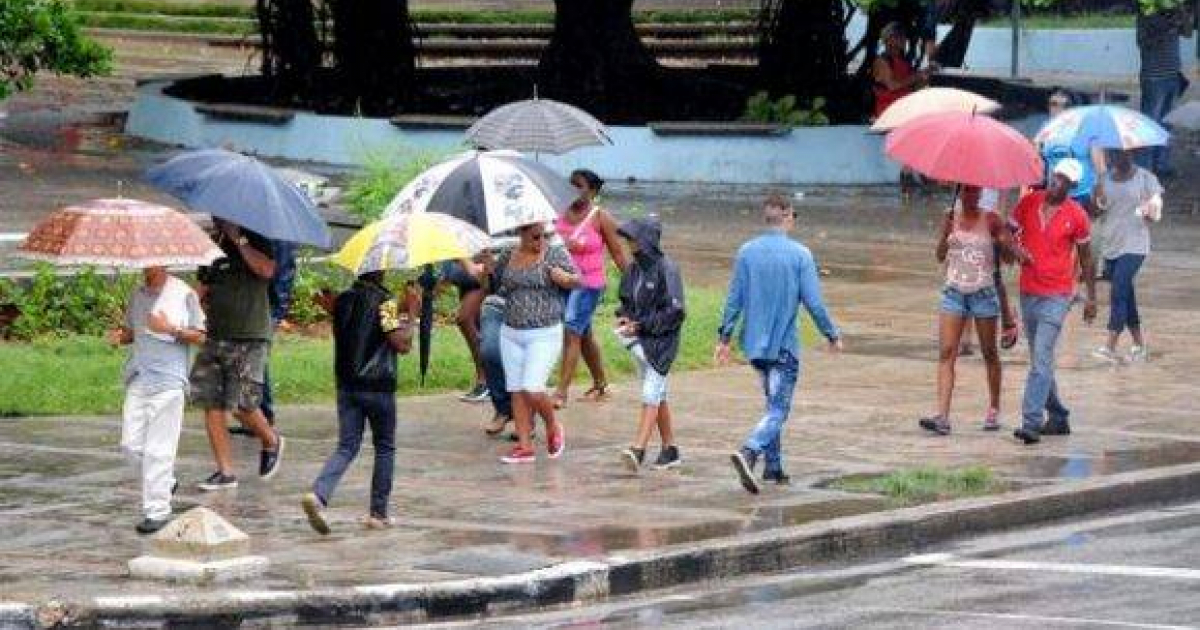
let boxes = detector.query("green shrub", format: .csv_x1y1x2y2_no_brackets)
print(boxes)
742,92,830,128
344,149,447,223
1,265,136,340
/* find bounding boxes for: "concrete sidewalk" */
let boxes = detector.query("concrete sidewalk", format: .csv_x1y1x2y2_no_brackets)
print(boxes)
3,205,1200,612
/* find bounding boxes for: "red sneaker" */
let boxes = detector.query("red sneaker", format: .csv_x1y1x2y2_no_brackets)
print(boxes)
500,446,536,464
548,424,565,459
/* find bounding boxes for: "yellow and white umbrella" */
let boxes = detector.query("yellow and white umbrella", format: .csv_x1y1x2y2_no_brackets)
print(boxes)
331,212,491,275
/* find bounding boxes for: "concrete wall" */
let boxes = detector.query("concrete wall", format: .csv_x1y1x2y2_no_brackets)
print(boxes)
127,82,918,185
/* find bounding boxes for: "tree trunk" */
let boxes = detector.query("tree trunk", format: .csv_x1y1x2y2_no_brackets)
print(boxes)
328,0,416,115
256,0,321,102
933,0,992,69
757,0,854,121
538,0,660,120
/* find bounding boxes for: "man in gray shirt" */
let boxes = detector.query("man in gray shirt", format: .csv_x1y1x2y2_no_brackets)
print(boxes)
109,266,206,534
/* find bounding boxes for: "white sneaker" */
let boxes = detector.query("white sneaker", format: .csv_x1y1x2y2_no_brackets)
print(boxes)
1129,345,1149,363
1091,346,1119,363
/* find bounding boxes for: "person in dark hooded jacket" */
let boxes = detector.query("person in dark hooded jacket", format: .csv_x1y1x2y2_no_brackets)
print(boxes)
614,217,686,471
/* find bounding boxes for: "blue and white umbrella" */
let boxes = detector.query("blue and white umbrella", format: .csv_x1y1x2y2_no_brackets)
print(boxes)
382,149,576,235
145,149,332,248
1035,105,1170,152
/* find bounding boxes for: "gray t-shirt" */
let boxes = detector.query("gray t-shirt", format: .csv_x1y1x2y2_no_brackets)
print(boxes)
124,276,206,392
1100,168,1162,260
497,245,578,330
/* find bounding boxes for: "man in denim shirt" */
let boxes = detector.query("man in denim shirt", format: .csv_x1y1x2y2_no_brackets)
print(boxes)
716,194,843,494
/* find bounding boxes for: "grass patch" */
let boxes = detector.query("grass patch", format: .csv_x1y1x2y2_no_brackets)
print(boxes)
81,12,256,35
0,284,815,417
830,466,1004,505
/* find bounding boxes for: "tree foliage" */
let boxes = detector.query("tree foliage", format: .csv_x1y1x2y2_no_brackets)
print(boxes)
0,0,111,99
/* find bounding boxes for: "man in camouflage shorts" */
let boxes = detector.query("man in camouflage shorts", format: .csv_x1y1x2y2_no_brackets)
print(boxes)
192,219,285,491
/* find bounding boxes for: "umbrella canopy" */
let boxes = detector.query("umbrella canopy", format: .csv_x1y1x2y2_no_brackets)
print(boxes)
331,213,491,275
870,87,1001,132
16,198,222,268
382,150,576,235
1165,101,1200,131
1035,105,1169,151
466,98,612,154
145,148,332,248
885,111,1043,189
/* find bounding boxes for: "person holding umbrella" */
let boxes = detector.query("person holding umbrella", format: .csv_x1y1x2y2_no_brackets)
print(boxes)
552,169,629,409
302,273,419,534
491,223,581,464
1092,149,1163,363
191,219,285,490
111,267,207,533
919,185,1028,436
1011,159,1098,445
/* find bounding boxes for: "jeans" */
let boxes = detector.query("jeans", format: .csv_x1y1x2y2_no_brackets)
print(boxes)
563,287,604,336
312,390,397,518
260,364,275,422
1138,75,1181,174
1105,254,1145,334
743,350,800,474
1020,295,1073,432
121,386,186,519
480,301,511,417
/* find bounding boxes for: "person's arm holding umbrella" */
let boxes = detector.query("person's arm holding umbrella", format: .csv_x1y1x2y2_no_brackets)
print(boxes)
219,221,276,280
382,282,421,355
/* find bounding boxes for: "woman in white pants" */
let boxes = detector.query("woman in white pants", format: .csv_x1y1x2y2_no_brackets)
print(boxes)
109,266,206,534
492,223,580,464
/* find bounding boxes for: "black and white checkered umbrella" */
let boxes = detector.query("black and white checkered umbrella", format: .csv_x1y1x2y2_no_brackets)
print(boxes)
466,98,612,155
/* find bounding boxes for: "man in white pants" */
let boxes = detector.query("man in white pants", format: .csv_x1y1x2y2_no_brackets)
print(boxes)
109,266,206,534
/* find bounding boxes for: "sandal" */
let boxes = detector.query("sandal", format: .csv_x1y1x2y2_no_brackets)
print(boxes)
580,384,611,403
1001,321,1020,350
483,414,510,437
552,392,568,410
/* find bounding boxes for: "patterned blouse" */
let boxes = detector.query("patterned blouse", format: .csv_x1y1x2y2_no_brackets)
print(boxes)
497,245,579,330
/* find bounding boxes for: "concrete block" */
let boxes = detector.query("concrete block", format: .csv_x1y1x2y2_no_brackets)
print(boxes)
128,507,268,585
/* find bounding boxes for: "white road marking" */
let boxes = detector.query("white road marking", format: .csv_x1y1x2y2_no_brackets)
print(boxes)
836,605,1198,630
905,553,1200,580
0,233,26,242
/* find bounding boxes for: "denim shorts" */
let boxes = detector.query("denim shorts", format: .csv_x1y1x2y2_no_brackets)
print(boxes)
940,285,1000,319
563,287,604,335
500,324,562,393
616,330,669,406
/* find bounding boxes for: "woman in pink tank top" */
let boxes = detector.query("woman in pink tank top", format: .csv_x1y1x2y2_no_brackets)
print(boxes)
553,169,630,408
919,185,1028,437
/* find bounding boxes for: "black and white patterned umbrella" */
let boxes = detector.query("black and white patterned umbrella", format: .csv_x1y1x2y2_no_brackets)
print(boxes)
466,98,612,155
381,150,576,235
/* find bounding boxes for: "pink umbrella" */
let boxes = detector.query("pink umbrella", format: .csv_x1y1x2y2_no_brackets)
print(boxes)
885,111,1043,189
16,198,222,268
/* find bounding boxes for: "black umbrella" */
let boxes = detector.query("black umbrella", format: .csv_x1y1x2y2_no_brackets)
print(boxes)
417,264,438,386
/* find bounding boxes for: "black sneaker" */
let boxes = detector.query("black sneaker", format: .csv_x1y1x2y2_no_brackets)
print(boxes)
135,516,172,535
460,383,491,404
652,445,682,470
1013,427,1041,445
762,470,791,486
730,448,760,495
621,447,645,472
228,425,255,437
301,493,331,535
1040,421,1071,436
919,416,952,436
260,435,285,479
198,471,238,491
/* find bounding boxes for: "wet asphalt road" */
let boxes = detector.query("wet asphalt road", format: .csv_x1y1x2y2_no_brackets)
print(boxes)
419,503,1200,629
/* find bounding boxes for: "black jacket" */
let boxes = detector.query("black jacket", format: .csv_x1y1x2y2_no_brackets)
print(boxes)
616,218,686,375
333,279,397,393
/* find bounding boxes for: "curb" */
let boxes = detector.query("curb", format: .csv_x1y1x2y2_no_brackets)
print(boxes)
20,462,1200,628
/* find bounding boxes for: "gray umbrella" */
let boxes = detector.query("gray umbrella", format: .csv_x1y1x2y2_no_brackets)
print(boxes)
466,98,612,155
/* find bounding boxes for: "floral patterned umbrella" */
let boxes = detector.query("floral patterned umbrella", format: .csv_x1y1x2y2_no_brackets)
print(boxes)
15,198,222,268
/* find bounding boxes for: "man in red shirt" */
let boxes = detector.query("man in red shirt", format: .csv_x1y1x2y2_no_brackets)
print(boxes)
1011,159,1098,445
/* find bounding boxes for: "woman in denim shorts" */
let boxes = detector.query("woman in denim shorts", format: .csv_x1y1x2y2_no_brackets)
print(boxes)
552,169,630,408
920,186,1026,436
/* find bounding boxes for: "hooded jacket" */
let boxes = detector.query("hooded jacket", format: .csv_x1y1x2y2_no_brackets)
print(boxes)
616,218,686,375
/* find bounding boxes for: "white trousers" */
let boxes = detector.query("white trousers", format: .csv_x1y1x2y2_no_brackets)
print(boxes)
121,387,185,520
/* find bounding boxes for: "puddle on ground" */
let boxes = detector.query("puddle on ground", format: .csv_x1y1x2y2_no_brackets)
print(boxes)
429,497,888,558
1015,441,1200,480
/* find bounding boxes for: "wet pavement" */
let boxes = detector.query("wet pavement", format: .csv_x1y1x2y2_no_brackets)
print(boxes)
2,46,1200,607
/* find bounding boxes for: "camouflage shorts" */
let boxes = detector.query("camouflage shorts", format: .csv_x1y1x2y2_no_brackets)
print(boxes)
190,340,269,411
